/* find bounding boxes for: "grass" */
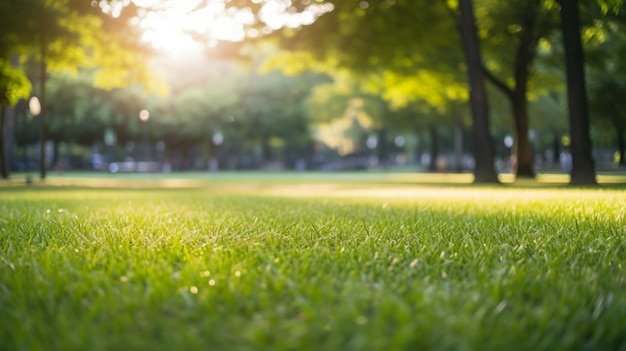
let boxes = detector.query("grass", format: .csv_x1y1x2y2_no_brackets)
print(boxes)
1,173,626,350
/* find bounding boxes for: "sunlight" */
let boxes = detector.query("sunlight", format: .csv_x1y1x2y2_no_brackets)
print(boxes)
134,0,234,52
115,0,335,54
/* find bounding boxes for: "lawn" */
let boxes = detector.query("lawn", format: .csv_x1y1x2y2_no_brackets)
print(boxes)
1,173,626,350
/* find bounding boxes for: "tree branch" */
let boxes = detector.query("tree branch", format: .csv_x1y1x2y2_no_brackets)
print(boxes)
482,65,514,99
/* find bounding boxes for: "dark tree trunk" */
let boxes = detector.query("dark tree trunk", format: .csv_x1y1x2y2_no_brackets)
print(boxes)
428,126,439,172
511,34,536,179
558,0,596,184
453,116,464,173
39,53,48,180
553,130,560,167
7,106,16,172
481,2,541,179
0,106,8,179
458,0,499,183
512,96,534,177
50,139,60,171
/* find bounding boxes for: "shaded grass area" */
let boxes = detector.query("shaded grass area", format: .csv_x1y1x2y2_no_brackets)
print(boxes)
1,180,626,350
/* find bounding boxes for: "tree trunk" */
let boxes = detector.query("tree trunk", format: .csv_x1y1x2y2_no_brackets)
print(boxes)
512,97,534,177
510,23,537,179
558,0,596,185
454,116,464,173
0,105,8,179
458,0,499,183
7,106,16,172
39,51,48,180
428,126,439,172
50,139,60,171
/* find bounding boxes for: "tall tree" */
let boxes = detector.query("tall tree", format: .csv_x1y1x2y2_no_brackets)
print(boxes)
458,0,499,182
0,61,31,178
557,0,597,184
1,0,158,179
587,15,626,166
474,0,560,179
0,0,51,179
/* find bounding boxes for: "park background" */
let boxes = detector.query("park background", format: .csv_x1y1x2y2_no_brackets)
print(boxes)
3,2,626,350
0,0,625,184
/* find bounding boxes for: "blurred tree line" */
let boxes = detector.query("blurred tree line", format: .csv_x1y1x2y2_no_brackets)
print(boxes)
223,0,626,184
1,0,625,184
0,0,159,179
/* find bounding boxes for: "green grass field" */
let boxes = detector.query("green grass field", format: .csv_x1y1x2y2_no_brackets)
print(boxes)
1,173,626,350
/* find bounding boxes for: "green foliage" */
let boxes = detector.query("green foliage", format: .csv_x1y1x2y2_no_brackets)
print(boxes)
245,1,469,124
596,0,625,13
0,59,31,107
1,180,626,350
0,0,161,96
587,14,626,131
45,72,112,144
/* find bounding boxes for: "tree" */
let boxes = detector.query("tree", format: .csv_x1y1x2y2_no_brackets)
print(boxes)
471,0,561,178
557,0,598,184
589,79,626,165
0,0,50,178
0,60,31,178
0,0,159,179
458,0,499,182
45,72,113,166
587,16,626,166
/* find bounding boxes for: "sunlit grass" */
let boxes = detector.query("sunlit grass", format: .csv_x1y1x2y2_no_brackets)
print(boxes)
4,170,626,188
1,179,626,350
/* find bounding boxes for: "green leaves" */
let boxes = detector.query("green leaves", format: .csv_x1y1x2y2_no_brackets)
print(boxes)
597,0,625,13
0,59,31,107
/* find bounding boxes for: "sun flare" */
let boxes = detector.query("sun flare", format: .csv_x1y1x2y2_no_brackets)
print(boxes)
108,0,335,54
133,0,246,53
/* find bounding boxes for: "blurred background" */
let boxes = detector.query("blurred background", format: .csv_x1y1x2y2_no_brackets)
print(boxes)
1,0,624,179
